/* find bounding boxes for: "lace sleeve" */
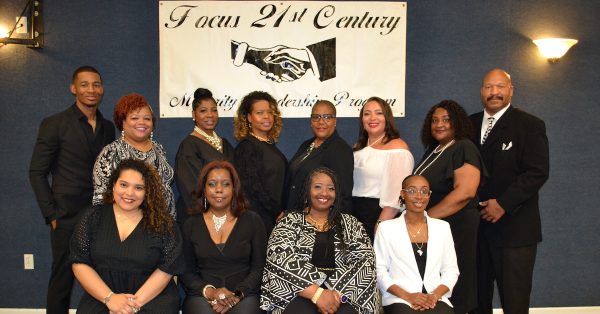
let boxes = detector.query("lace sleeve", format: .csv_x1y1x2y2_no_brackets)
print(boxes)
157,222,184,275
69,205,102,266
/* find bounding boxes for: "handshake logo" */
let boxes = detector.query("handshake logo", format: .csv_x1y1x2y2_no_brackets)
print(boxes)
231,38,336,83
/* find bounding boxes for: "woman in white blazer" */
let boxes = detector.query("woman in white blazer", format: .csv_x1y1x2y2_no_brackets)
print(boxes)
374,175,459,314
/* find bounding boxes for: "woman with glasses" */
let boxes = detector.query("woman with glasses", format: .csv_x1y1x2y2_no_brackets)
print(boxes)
413,100,485,314
352,97,414,242
374,174,458,314
285,100,353,212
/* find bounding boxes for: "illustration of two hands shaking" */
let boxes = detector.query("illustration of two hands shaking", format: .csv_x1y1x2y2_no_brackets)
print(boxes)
231,38,336,83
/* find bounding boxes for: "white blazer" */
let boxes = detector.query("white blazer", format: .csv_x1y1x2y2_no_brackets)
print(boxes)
374,211,459,307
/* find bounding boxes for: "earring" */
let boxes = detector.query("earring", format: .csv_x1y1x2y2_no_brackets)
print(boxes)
150,131,154,141
121,130,125,139
204,196,208,210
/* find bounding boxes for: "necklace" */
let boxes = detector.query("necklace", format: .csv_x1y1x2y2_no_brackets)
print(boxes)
211,213,227,232
406,218,427,256
306,214,329,232
250,132,273,144
413,139,456,175
367,134,386,147
194,126,223,152
299,141,318,163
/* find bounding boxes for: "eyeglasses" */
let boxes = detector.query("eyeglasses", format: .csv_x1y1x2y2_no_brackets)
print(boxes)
401,187,432,197
310,114,336,122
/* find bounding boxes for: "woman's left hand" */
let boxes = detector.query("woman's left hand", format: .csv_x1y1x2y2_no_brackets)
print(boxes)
210,287,240,313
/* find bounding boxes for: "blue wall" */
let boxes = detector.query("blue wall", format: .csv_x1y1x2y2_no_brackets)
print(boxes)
1,0,598,308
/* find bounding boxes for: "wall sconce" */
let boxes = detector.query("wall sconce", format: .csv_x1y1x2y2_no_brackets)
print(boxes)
533,38,577,63
0,0,43,48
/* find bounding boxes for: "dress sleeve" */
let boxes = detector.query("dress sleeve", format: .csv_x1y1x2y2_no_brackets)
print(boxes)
379,149,414,209
175,138,205,211
448,140,487,178
29,117,60,223
234,213,267,295
70,205,101,266
154,143,177,218
179,218,209,296
92,144,118,205
260,214,325,311
331,215,379,313
157,222,184,275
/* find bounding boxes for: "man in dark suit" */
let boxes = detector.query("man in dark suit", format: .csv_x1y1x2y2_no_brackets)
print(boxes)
471,69,549,314
29,66,115,314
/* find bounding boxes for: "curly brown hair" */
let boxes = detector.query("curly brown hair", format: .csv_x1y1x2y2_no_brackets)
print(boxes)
354,96,400,151
233,91,282,141
420,99,474,150
103,158,174,234
113,93,156,131
189,160,249,217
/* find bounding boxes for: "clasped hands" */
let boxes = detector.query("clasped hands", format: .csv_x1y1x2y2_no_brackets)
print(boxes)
405,292,439,311
479,198,506,223
106,293,140,314
315,289,344,314
205,287,241,314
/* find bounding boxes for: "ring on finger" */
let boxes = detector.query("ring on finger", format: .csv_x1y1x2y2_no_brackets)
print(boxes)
219,293,226,300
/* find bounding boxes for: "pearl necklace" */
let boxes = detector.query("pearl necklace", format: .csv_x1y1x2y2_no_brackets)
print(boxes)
368,134,386,147
413,139,456,175
250,132,273,144
194,126,222,152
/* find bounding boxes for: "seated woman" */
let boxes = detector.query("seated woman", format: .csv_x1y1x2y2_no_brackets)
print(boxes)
374,175,459,314
71,158,183,314
180,160,266,314
261,167,378,314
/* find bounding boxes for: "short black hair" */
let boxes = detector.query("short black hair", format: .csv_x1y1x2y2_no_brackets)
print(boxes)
72,65,102,83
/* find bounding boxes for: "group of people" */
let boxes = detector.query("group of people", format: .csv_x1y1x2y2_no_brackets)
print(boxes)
29,66,549,314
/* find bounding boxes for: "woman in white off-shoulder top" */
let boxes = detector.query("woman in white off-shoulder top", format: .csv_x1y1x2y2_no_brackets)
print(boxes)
352,97,414,241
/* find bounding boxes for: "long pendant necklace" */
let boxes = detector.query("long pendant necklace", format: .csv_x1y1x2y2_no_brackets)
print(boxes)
194,126,223,152
407,218,427,256
299,141,318,163
415,242,425,256
413,139,456,175
212,213,227,232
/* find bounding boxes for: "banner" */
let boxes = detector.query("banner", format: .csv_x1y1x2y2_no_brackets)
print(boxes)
159,1,407,117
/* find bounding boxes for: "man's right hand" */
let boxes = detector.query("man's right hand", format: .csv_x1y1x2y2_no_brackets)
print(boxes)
50,220,57,230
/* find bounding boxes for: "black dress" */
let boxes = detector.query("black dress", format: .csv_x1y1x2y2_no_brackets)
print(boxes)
285,131,353,212
234,136,287,234
70,204,183,314
180,210,267,314
175,134,235,222
414,139,486,314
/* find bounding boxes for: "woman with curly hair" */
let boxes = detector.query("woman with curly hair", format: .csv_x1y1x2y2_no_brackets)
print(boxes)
233,91,287,234
413,99,486,314
180,160,266,314
261,167,379,314
352,97,414,242
93,93,176,218
71,158,183,314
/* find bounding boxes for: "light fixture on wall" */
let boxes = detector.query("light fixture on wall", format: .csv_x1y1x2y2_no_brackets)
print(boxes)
532,38,577,63
0,0,43,48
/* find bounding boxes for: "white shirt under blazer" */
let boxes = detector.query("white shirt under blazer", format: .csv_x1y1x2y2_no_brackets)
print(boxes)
374,211,459,308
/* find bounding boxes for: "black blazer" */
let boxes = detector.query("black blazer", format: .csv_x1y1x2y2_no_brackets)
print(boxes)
29,104,115,228
284,131,353,212
471,106,549,247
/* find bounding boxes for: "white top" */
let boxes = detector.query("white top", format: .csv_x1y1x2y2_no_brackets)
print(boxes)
352,146,414,209
374,212,459,307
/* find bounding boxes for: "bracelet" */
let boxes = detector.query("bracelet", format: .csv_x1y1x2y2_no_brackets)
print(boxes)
103,291,114,305
202,284,216,300
234,290,245,299
311,287,324,304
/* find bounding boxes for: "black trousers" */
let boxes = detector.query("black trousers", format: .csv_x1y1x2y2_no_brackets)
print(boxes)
476,234,538,314
351,197,381,242
282,297,357,314
383,302,454,314
182,295,263,314
47,227,75,314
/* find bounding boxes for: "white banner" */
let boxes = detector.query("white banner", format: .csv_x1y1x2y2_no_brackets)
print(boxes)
159,1,407,118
